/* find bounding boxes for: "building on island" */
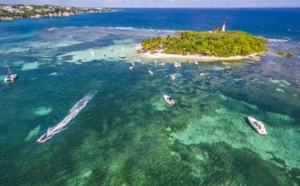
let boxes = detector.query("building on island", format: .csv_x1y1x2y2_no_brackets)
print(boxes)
222,22,226,32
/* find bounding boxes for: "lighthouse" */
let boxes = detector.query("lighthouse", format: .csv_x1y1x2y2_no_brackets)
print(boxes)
222,22,226,32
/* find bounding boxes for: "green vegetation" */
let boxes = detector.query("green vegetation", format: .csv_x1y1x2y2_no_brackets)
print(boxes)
0,4,117,20
141,31,268,57
287,52,294,57
276,51,294,57
277,51,285,56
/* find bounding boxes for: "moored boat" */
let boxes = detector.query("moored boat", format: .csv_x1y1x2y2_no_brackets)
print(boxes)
4,74,18,82
199,71,205,76
163,95,175,105
174,62,181,68
247,116,267,135
4,60,18,82
159,62,165,66
170,74,176,81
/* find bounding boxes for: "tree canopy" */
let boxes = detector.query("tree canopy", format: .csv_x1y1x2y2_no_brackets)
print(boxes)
141,31,268,57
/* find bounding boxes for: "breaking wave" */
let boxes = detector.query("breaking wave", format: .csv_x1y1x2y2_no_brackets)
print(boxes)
267,38,291,43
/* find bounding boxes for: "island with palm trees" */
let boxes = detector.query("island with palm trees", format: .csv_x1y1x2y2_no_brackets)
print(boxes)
138,30,268,61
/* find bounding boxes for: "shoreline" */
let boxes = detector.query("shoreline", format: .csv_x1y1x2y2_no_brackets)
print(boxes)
0,4,119,21
135,44,263,61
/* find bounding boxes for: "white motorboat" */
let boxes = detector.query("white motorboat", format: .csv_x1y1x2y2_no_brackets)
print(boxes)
4,60,17,82
248,116,267,135
174,62,181,68
164,95,175,105
170,74,176,81
159,62,165,66
149,70,154,75
90,51,95,56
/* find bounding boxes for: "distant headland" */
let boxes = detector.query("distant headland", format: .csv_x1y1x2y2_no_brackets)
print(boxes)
0,4,119,21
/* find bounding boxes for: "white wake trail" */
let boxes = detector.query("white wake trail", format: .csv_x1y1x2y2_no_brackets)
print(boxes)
37,90,97,143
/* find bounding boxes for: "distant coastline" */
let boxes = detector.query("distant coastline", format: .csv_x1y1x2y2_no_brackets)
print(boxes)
0,4,119,21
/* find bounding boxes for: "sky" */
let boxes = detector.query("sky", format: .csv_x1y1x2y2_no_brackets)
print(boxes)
1,0,300,8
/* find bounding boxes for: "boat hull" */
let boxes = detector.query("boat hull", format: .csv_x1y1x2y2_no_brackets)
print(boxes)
163,95,175,105
248,116,267,135
170,75,176,81
4,74,18,82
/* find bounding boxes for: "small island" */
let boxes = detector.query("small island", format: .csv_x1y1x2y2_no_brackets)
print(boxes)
0,4,118,21
276,51,294,57
139,30,269,61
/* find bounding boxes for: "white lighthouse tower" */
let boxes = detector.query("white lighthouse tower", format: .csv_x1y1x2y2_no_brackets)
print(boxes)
222,22,226,32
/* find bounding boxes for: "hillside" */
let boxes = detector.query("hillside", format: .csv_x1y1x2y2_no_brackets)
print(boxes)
0,4,118,21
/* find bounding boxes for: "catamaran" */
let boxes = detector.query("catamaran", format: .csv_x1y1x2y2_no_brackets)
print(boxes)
4,60,17,82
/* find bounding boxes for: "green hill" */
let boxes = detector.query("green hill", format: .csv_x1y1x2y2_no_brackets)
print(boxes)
141,31,268,57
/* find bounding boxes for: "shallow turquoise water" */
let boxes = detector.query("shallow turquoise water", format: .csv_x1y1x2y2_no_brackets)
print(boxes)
0,9,300,185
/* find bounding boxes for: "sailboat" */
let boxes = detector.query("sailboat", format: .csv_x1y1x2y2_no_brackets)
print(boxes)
4,60,17,82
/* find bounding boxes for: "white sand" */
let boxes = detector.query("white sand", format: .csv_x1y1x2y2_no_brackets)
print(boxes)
141,52,259,61
135,44,262,61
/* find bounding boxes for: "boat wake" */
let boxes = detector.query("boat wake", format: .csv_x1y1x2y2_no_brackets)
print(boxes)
37,90,97,143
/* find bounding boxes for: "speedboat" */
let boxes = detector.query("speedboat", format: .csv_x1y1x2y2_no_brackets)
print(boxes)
247,116,267,135
149,70,154,75
4,60,17,82
194,61,198,65
4,74,18,82
129,66,134,70
199,71,205,76
159,62,165,66
170,74,176,81
37,133,49,143
174,62,181,68
164,95,175,105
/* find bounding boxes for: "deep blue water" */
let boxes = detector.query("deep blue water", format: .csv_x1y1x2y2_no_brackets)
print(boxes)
0,8,300,186
1,8,300,39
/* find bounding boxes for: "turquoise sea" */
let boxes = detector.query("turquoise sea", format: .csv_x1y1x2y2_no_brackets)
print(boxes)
0,8,300,185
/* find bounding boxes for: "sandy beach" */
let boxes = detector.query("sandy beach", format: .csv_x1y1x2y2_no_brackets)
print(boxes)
135,44,262,61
